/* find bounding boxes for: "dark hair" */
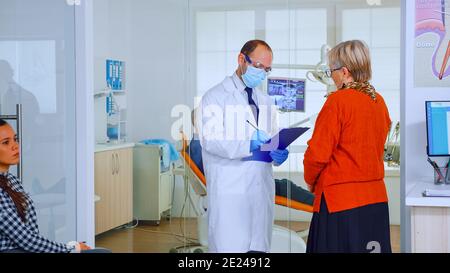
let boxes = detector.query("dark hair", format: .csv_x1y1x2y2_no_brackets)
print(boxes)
0,119,28,222
240,40,273,56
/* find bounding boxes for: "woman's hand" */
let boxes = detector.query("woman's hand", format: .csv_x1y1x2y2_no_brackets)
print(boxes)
67,241,92,253
79,242,91,251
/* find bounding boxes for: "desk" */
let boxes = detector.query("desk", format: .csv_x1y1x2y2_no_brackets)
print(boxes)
406,178,450,252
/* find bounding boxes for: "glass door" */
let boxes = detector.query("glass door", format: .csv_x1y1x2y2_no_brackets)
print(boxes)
0,0,77,243
186,0,309,253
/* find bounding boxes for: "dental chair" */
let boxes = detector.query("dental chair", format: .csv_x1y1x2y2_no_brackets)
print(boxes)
176,132,313,253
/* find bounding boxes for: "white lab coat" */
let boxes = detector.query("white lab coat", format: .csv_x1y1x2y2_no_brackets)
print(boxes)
198,73,279,253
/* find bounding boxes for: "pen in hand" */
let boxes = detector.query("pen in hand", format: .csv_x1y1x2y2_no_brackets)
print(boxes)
246,120,258,131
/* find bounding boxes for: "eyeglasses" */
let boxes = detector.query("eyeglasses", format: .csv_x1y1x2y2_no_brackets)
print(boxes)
244,54,272,73
325,67,343,78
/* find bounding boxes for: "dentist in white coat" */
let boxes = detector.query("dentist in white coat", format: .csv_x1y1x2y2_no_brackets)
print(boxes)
198,40,290,253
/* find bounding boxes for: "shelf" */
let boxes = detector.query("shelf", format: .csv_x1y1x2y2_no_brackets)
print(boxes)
93,90,126,98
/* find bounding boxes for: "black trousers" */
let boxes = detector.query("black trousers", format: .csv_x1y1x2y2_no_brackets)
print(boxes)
306,195,392,253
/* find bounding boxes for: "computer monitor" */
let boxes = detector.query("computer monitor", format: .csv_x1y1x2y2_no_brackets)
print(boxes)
426,101,450,156
267,77,305,112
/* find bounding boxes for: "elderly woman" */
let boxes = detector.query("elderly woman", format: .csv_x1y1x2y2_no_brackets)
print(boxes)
304,40,392,253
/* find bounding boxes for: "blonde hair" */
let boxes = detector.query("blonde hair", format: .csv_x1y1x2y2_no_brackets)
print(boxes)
328,40,372,83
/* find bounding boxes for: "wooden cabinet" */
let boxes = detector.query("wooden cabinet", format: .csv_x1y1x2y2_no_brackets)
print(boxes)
95,148,133,235
411,206,450,253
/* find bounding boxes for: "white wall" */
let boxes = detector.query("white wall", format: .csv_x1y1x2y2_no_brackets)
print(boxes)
125,0,189,218
93,0,132,94
401,0,450,252
93,0,132,143
127,0,188,142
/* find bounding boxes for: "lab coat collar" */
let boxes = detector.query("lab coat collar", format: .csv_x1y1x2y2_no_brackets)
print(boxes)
232,73,246,92
222,73,246,93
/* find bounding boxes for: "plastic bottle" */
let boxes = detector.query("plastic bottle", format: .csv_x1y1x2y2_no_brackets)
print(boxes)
106,93,119,141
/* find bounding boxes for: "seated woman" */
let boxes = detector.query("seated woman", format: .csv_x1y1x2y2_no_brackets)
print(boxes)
0,119,94,253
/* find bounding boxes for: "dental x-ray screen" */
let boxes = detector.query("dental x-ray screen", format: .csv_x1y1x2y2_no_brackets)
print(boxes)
267,77,305,112
426,101,450,156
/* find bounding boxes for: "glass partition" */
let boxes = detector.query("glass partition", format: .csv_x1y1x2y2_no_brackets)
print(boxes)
0,0,77,243
90,0,401,253
183,0,401,253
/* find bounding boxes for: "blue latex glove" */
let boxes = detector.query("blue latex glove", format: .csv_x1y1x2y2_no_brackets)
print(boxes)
250,130,270,152
270,149,289,166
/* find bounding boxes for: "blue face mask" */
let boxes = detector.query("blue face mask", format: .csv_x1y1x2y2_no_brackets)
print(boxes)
242,65,267,89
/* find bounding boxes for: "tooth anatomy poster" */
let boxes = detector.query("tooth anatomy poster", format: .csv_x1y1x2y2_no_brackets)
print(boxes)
415,0,450,87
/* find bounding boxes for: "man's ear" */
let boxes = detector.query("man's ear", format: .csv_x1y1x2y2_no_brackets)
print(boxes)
238,53,245,65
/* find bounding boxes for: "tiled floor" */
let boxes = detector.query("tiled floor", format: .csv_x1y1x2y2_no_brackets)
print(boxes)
95,218,401,253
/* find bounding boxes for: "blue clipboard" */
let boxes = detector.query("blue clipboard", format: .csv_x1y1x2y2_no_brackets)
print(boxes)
242,127,310,163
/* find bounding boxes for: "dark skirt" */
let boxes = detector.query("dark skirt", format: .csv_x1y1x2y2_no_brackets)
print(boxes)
306,195,392,253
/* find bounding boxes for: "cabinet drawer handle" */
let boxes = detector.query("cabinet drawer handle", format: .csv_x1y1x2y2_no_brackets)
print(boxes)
116,153,120,174
112,153,115,175
114,153,119,175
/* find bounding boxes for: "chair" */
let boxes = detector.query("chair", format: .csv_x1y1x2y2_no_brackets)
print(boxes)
175,132,313,253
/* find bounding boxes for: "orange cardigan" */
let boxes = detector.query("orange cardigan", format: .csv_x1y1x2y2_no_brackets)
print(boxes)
304,89,391,213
